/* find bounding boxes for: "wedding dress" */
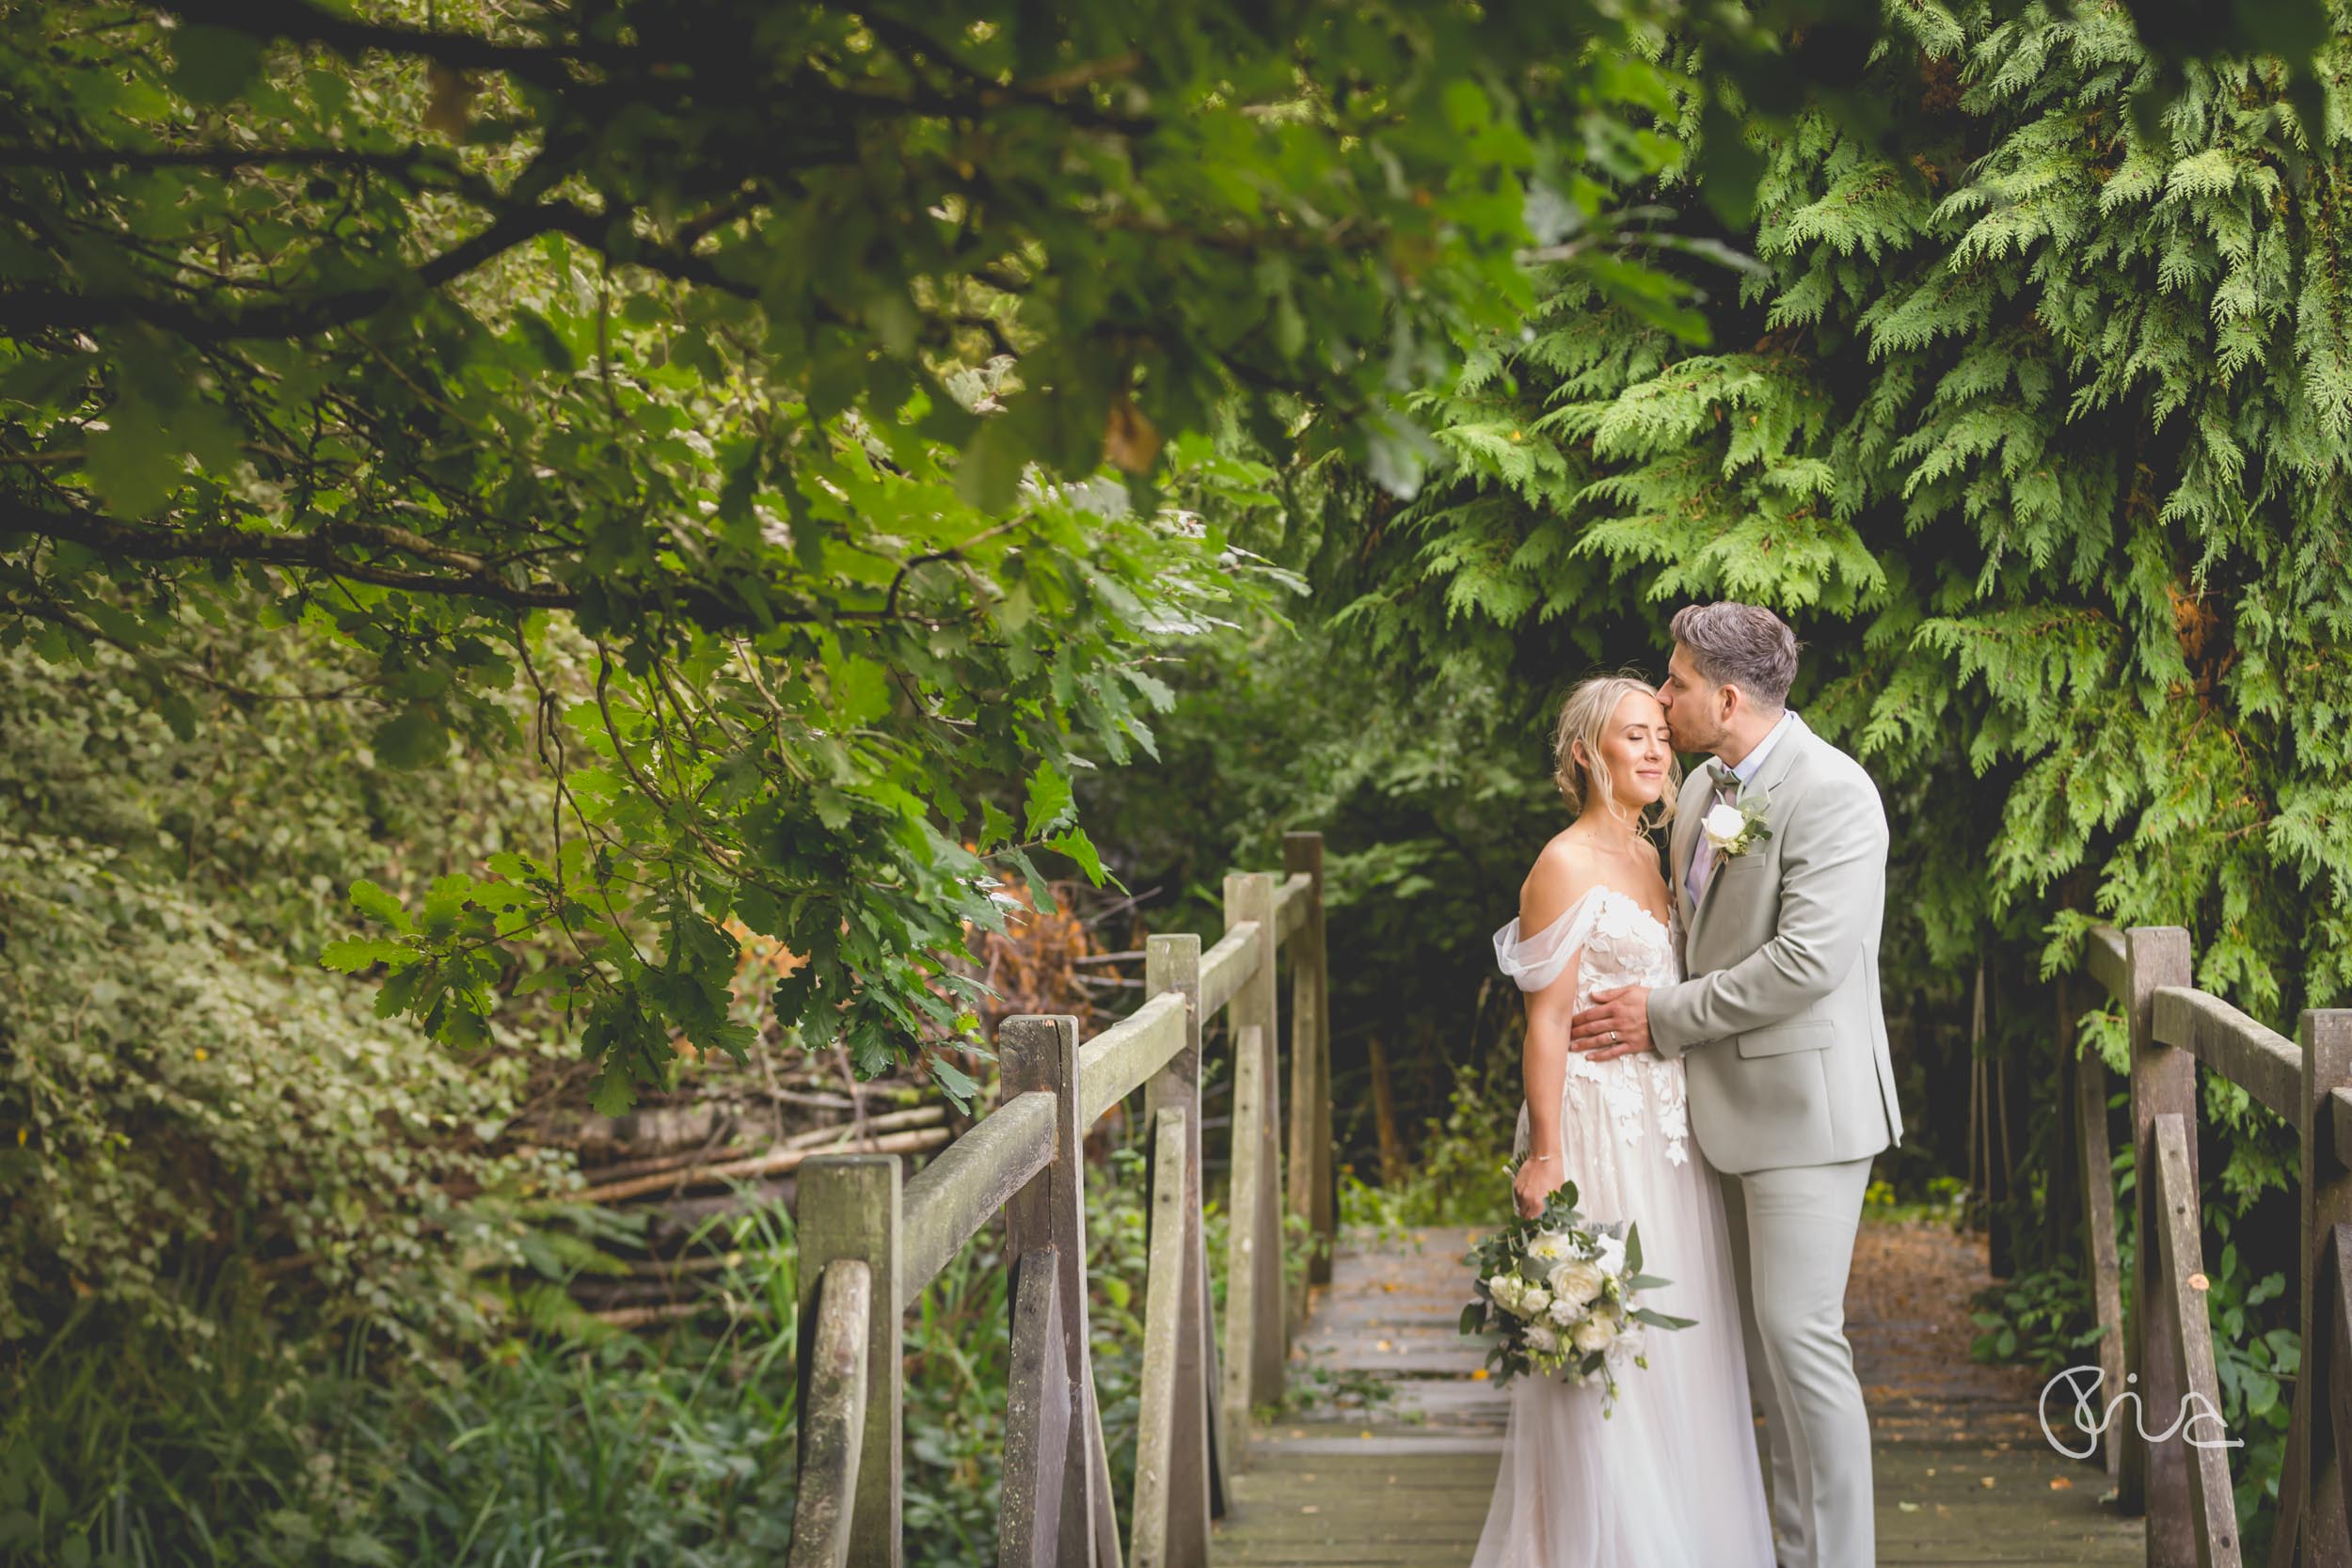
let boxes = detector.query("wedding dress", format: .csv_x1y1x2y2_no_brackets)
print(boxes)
1470,882,1775,1568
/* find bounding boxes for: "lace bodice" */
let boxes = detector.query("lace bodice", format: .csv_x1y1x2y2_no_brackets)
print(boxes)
1492,883,1691,1166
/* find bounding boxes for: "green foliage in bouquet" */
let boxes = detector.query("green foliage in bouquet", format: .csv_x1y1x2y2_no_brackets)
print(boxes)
1456,1171,1694,1413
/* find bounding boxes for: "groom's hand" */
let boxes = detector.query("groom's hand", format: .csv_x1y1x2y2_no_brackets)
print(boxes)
1570,986,1653,1061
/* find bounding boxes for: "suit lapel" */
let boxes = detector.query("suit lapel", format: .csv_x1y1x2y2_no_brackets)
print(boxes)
1687,711,1812,940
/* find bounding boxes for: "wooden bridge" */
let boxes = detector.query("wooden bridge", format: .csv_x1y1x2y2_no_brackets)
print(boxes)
783,831,2352,1568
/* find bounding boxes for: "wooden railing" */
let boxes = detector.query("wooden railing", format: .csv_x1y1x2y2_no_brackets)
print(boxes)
2074,924,2352,1568
788,832,1336,1568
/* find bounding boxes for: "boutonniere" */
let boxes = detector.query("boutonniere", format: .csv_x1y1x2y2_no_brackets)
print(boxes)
1700,787,1773,858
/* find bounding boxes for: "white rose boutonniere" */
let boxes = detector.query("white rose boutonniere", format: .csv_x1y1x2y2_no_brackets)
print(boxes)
1700,785,1773,858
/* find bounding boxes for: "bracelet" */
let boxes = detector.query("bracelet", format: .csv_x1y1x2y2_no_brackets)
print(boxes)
1530,1153,1556,1164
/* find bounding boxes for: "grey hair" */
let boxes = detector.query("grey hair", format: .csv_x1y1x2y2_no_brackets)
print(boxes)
1549,672,1679,841
1669,601,1801,710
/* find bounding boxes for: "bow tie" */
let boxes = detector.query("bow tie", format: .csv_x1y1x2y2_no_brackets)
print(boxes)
1705,759,1740,791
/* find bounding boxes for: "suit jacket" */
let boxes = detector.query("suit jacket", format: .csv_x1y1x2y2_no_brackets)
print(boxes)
1649,710,1905,1175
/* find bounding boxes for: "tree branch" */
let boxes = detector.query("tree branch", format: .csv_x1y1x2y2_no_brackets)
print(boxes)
161,0,607,87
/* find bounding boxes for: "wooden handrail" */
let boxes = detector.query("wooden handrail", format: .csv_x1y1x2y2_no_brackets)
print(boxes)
1197,919,1262,1020
2152,987,2302,1125
790,832,1333,1567
1271,869,1311,941
2075,925,2352,1568
898,1090,1057,1310
1077,989,1189,1125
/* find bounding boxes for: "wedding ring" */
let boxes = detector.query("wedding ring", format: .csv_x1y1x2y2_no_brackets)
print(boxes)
1608,1030,1619,1044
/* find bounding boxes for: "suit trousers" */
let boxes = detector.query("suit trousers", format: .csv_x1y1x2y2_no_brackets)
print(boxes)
1716,1153,1877,1568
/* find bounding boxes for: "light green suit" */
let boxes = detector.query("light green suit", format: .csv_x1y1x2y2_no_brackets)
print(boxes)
1647,709,1904,1568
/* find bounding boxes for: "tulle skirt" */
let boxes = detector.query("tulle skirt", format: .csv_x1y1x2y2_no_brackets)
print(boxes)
1470,1057,1776,1568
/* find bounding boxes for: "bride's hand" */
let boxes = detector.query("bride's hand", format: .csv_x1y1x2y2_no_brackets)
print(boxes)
1513,1151,1565,1219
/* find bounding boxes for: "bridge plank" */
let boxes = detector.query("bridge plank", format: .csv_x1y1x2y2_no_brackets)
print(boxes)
1213,1223,2145,1567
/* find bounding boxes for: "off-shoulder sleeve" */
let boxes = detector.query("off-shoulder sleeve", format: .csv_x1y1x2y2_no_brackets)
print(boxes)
1491,884,1602,994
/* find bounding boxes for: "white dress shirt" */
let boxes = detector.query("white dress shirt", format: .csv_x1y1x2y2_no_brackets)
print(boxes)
1686,707,1797,906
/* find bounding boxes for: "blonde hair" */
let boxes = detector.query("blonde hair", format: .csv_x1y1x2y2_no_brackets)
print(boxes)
1549,672,1681,841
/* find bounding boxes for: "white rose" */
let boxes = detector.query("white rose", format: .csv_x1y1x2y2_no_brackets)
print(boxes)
1526,1231,1572,1263
1701,801,1747,847
1486,1274,1519,1311
1522,1323,1559,1354
1518,1285,1551,1317
1548,1259,1605,1307
1572,1313,1619,1354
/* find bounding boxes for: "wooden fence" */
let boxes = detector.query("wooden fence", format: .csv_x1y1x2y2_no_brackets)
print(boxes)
787,832,1337,1568
2074,924,2352,1568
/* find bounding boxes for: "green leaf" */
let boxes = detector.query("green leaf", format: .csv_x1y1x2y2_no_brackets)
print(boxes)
348,879,413,933
319,937,418,973
588,1064,638,1117
929,1052,981,1111
956,415,1026,513
1043,826,1108,887
512,308,577,374
170,26,266,104
830,655,889,725
373,707,448,768
1024,761,1073,838
85,417,185,519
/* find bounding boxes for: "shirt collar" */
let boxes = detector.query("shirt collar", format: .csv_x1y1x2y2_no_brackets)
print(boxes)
1725,707,1797,785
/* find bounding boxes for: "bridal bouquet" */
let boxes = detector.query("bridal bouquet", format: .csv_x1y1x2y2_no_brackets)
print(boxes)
1456,1174,1695,1415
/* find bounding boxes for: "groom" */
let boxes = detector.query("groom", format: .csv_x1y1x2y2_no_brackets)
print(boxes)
1568,600,1905,1568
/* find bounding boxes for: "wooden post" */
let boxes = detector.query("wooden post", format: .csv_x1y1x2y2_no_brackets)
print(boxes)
797,1154,903,1568
2150,1113,2244,1568
1222,868,1284,1465
1222,1021,1273,1472
2050,973,2082,1274
789,1259,872,1568
2118,924,2194,1560
1132,1107,1197,1568
1002,1015,1120,1568
2076,1032,2126,1481
1284,832,1335,1293
1369,1035,1406,1186
1000,1246,1071,1568
2276,1010,2352,1568
1143,932,1218,1555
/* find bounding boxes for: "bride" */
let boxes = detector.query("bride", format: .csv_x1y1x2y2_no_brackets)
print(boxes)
1470,673,1775,1568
